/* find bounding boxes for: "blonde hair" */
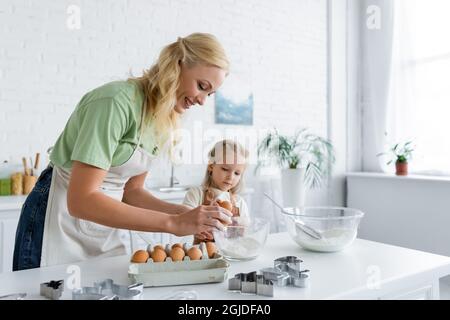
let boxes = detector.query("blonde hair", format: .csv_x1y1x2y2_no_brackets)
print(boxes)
129,33,229,156
202,140,249,194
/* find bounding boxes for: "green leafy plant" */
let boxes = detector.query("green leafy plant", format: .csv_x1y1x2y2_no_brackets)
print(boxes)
377,141,414,165
256,128,335,188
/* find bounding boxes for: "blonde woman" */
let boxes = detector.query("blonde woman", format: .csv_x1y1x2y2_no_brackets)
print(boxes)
13,33,232,270
183,140,251,243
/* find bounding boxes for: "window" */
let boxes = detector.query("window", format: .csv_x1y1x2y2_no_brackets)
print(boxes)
391,0,450,174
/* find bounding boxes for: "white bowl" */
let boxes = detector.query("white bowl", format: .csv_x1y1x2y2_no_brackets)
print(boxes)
283,207,364,252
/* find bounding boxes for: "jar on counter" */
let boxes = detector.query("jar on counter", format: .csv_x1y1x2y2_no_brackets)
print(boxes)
0,161,24,196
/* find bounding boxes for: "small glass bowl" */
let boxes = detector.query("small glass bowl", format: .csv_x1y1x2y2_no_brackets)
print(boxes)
213,218,270,261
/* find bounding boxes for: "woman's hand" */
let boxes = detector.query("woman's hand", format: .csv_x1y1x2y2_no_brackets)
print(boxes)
169,205,232,237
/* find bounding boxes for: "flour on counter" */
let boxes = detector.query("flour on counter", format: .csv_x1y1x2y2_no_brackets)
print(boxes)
219,237,262,259
294,228,357,252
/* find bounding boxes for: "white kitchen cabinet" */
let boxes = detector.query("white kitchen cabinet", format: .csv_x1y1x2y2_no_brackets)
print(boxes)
347,173,450,257
0,209,20,273
380,284,436,300
0,197,27,273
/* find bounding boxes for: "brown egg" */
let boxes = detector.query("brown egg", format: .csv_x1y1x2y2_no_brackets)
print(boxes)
153,244,165,251
151,248,167,262
131,250,149,263
187,247,203,260
205,241,217,258
217,200,233,226
170,247,185,261
171,243,183,250
217,200,233,212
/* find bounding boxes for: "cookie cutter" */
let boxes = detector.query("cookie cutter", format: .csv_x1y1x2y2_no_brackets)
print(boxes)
40,280,64,300
72,279,143,300
273,256,310,288
228,271,273,297
259,267,291,286
228,273,246,291
227,256,310,297
0,293,27,300
256,274,274,297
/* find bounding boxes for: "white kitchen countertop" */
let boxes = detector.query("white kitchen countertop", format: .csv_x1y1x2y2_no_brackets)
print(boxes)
0,195,28,211
1,232,450,300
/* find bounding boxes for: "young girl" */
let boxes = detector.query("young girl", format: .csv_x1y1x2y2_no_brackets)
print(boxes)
183,140,250,243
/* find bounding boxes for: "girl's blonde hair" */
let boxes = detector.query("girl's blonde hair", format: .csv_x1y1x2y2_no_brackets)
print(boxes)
202,140,249,194
129,33,229,157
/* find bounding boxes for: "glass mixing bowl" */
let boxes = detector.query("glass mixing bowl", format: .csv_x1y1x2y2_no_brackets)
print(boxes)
213,218,270,261
283,207,364,252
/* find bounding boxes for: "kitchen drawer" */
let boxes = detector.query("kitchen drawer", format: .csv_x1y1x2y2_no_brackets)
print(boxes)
0,211,20,273
379,282,438,300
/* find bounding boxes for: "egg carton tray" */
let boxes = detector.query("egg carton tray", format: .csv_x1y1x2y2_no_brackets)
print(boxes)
128,253,230,287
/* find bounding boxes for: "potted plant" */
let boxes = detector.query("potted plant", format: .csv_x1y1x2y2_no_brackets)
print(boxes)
256,128,335,207
377,141,414,176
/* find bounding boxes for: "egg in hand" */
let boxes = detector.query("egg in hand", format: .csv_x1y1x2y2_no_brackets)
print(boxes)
217,200,233,212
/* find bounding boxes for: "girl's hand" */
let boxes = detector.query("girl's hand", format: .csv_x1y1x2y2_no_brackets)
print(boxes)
170,205,232,237
195,231,214,241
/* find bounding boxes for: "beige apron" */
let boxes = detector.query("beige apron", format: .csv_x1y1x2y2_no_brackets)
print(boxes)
40,104,156,267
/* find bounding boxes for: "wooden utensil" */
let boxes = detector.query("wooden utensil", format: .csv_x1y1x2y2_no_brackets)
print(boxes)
29,157,34,176
34,153,40,170
22,157,29,176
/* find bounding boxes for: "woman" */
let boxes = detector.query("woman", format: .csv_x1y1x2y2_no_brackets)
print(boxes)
13,33,232,270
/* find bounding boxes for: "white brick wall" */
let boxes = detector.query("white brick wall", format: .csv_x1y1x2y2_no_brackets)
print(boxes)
0,0,328,211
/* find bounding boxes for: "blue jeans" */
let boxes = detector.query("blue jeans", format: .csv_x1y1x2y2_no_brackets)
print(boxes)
13,165,53,271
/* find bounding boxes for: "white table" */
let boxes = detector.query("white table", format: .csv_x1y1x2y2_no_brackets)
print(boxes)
1,232,450,300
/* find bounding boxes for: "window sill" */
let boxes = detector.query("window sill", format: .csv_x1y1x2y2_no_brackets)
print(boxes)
346,172,450,183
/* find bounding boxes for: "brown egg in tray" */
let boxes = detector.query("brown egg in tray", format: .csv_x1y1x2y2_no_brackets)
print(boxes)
128,242,230,287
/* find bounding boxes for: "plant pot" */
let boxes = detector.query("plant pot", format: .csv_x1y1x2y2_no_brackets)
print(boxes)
281,168,306,208
395,161,408,176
